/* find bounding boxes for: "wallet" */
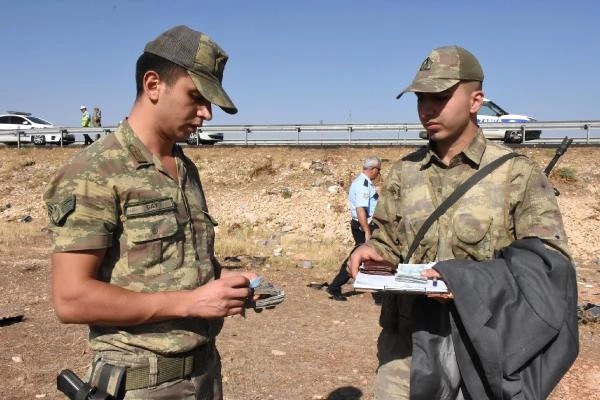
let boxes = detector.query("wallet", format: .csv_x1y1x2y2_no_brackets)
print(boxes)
359,262,397,276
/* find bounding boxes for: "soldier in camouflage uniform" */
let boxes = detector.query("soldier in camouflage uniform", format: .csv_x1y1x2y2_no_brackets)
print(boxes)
347,46,570,399
44,26,255,399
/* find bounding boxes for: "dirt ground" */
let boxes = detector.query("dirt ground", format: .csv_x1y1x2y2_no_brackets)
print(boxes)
1,144,599,399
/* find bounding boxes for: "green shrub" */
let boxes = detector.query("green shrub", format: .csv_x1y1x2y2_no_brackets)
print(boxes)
556,167,576,181
281,187,292,199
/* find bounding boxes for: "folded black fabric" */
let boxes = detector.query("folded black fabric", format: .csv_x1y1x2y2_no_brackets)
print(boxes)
421,238,579,400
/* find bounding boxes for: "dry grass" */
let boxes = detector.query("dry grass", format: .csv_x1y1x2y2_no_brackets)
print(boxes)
0,221,46,247
279,234,349,270
215,224,349,272
249,156,276,179
216,224,271,259
1,145,599,399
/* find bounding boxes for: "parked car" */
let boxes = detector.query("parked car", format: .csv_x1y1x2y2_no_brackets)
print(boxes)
419,99,542,143
186,130,224,146
0,111,55,130
476,98,541,143
0,112,75,145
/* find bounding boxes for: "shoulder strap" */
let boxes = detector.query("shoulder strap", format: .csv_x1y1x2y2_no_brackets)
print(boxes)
405,152,519,263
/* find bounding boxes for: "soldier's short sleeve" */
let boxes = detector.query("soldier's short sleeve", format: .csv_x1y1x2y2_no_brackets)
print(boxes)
512,157,570,257
44,167,117,252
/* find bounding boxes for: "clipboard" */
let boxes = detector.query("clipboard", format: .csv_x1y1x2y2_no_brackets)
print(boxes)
353,263,448,293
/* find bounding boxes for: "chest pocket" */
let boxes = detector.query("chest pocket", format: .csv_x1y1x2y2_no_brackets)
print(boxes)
123,198,183,274
452,211,493,261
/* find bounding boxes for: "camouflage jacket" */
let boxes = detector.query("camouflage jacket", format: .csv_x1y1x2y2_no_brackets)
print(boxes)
44,121,222,355
371,129,570,331
370,129,569,265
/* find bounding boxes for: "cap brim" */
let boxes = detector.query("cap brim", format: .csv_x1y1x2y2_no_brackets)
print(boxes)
396,78,460,99
189,71,238,115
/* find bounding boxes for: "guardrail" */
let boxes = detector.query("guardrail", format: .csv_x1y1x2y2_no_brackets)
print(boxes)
0,127,113,148
1,120,599,147
204,120,600,146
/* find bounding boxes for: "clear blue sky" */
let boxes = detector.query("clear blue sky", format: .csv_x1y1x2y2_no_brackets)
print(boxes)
2,0,599,127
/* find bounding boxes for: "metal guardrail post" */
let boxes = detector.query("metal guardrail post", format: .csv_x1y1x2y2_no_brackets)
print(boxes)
348,126,353,144
17,129,21,149
245,128,250,146
584,123,590,144
296,127,300,145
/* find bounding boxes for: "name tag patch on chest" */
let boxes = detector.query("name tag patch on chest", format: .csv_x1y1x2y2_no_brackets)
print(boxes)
125,197,176,218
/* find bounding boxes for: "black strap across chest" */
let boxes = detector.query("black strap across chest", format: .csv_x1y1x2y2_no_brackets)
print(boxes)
404,152,519,263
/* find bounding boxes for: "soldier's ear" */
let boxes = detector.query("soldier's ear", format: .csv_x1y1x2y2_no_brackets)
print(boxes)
470,89,484,114
143,71,161,102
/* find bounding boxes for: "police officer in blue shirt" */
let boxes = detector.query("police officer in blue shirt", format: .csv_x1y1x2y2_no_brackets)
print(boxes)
327,156,382,301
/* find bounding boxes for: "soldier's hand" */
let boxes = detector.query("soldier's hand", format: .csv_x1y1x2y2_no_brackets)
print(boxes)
347,244,385,279
420,268,454,303
186,275,251,319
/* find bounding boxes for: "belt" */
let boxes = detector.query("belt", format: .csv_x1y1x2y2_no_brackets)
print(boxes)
351,218,375,225
124,353,195,391
125,354,194,390
93,343,216,394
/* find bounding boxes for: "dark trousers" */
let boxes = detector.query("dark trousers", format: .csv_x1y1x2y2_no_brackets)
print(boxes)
328,220,376,294
83,134,94,145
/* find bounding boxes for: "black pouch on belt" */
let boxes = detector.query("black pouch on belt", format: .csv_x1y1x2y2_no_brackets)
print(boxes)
89,360,126,399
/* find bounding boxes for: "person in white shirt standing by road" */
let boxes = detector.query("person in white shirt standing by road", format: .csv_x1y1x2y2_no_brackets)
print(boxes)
326,156,381,301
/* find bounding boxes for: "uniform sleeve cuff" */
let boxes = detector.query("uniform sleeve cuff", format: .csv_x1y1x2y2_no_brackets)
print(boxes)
50,234,112,252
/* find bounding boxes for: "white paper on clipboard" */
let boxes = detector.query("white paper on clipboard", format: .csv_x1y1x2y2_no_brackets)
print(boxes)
353,262,448,293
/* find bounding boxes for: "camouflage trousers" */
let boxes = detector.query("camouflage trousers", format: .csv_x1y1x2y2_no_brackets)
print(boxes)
86,341,222,400
374,329,411,400
375,318,463,400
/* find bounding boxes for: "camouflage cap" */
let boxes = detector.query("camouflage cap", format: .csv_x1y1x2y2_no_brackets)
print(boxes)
396,45,483,99
144,25,238,114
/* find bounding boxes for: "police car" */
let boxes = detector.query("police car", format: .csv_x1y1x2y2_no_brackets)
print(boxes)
0,111,75,145
476,98,541,143
186,130,224,146
419,99,542,143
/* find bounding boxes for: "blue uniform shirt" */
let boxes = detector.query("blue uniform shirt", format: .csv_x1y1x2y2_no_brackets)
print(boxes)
349,172,378,220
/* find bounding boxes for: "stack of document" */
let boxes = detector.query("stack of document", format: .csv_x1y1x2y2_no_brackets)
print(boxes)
354,262,448,293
